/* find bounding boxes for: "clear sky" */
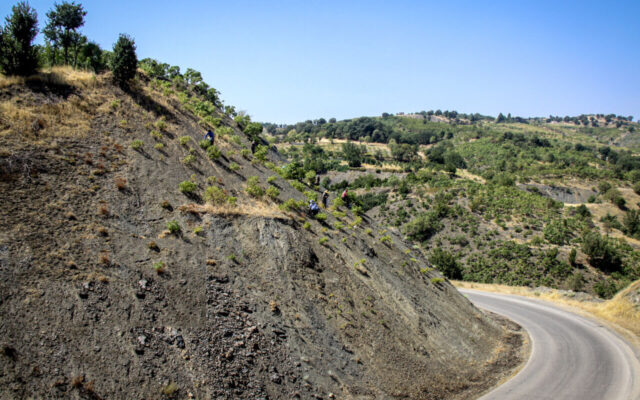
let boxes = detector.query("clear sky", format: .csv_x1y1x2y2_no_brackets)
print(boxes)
3,0,639,123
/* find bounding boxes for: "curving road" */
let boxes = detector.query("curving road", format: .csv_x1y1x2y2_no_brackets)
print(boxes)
461,290,640,400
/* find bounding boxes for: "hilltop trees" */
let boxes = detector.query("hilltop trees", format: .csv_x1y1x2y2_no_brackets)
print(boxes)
0,2,39,76
111,34,137,87
44,1,86,66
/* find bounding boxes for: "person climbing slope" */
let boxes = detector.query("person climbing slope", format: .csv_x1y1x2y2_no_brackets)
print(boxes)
204,130,215,145
322,190,329,209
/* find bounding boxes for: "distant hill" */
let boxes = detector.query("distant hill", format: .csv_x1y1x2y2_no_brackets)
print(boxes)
267,112,640,300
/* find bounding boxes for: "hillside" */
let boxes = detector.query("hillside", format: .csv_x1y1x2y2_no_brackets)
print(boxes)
268,113,640,300
0,68,525,399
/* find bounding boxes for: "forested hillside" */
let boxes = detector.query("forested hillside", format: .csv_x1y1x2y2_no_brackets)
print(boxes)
267,112,640,298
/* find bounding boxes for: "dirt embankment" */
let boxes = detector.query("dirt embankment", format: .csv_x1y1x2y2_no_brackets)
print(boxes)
0,70,525,399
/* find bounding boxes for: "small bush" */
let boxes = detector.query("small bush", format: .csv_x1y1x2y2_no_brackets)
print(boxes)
154,143,164,150
319,237,329,245
130,140,144,150
153,262,165,274
154,117,167,132
179,180,197,194
182,155,196,165
229,162,240,171
245,176,264,198
315,212,327,221
266,185,280,200
241,149,251,158
332,210,346,219
352,205,363,215
380,235,392,245
267,175,277,184
150,130,163,140
166,220,181,234
303,222,311,230
199,139,211,149
430,277,445,284
207,145,221,160
304,191,317,201
227,196,237,206
290,180,307,193
204,186,227,205
331,197,344,209
179,136,191,146
334,221,345,230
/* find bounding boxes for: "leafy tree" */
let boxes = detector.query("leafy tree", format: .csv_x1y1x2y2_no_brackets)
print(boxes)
623,209,640,238
44,1,86,66
429,248,462,279
403,211,442,242
111,33,137,87
80,40,104,72
581,232,621,272
0,2,39,76
496,113,506,123
342,142,363,167
244,122,263,139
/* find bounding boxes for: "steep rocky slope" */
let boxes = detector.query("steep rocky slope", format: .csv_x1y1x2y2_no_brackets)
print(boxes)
0,69,525,399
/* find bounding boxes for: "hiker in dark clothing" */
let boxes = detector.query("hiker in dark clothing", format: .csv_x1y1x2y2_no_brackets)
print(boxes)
204,130,215,145
322,190,329,209
308,200,320,216
251,140,257,154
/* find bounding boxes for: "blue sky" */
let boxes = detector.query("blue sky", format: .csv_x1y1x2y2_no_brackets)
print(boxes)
3,0,639,123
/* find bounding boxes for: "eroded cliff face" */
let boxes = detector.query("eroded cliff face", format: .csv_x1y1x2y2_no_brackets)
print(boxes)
0,72,524,399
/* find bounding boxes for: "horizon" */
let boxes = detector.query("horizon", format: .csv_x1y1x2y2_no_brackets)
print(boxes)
2,0,639,124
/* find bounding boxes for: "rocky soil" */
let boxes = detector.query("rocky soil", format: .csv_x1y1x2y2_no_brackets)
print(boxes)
0,72,525,399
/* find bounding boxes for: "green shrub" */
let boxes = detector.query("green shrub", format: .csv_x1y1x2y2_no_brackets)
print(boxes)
179,180,197,194
154,117,167,131
204,186,227,204
380,235,392,244
319,237,329,245
241,149,251,158
331,197,345,209
153,261,165,274
633,182,640,195
352,205,363,215
166,220,181,234
193,226,203,235
254,145,268,162
179,136,191,146
430,277,445,284
279,198,300,211
332,210,346,219
581,232,621,272
334,221,344,230
154,143,164,150
304,191,317,201
181,155,196,165
315,212,327,221
229,162,240,171
429,248,462,279
207,145,221,160
290,180,307,193
266,185,280,200
543,219,571,245
130,140,144,150
199,139,211,149
245,176,264,198
569,248,577,266
303,222,311,230
403,212,442,242
150,130,163,140
267,175,277,184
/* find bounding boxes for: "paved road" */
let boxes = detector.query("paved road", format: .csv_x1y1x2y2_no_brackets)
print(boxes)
461,290,640,400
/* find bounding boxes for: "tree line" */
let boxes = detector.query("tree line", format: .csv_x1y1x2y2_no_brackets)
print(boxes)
0,1,137,87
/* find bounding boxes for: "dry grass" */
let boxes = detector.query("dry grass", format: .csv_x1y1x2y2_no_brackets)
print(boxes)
0,67,109,140
179,200,289,219
0,66,97,89
453,280,640,351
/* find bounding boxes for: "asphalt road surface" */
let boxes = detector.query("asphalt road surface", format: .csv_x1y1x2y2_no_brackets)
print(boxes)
461,290,640,400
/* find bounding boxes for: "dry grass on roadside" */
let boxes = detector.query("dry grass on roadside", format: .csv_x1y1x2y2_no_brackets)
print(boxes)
0,66,98,89
453,280,640,349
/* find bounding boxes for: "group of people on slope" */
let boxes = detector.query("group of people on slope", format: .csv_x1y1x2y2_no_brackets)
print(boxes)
308,187,350,216
205,129,349,217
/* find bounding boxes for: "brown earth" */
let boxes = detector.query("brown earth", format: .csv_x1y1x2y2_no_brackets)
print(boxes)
0,69,525,399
